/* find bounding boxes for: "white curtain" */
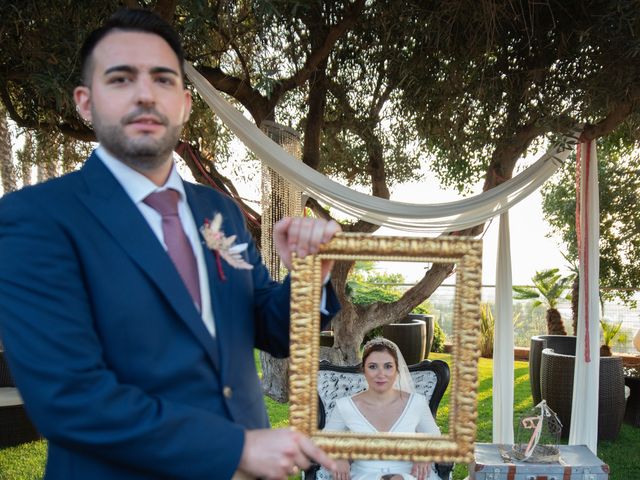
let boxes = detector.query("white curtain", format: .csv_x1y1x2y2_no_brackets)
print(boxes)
569,141,600,453
185,63,579,233
493,213,515,444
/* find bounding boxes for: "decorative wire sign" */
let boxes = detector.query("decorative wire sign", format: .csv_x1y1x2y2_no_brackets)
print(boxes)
511,400,562,463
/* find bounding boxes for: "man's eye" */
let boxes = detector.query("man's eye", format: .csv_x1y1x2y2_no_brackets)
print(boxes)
108,76,130,84
156,76,175,85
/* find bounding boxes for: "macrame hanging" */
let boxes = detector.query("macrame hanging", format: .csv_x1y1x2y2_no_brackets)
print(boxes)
260,120,303,281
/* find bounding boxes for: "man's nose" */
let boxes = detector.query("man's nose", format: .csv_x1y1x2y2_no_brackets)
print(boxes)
135,76,156,105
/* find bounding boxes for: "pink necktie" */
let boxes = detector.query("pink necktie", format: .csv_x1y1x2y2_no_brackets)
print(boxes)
144,189,201,310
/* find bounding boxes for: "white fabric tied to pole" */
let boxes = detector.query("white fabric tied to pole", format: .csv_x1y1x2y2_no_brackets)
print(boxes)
569,141,600,453
185,63,579,233
493,213,514,444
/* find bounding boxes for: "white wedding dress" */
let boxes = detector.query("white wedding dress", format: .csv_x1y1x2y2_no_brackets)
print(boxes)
323,393,442,480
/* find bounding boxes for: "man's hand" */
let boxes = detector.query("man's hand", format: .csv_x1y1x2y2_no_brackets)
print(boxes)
330,458,351,480
238,428,336,480
273,217,341,279
411,461,431,480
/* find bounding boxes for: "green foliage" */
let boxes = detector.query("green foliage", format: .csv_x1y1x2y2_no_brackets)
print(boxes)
512,300,547,347
479,303,494,358
347,261,438,348
600,319,628,348
347,262,433,316
512,269,572,310
542,137,640,307
430,319,446,353
5,2,640,198
0,440,46,480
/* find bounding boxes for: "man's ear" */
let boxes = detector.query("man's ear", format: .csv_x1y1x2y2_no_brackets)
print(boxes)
73,86,92,123
182,89,192,124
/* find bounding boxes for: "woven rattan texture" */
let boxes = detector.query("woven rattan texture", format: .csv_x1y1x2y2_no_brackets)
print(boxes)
540,348,626,441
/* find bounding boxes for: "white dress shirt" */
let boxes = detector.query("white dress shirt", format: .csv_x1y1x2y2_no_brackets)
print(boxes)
97,147,217,337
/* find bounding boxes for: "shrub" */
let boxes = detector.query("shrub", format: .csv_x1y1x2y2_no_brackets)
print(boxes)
431,320,446,353
479,303,495,358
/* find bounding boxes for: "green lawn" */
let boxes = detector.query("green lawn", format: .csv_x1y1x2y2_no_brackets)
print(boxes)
1,354,639,479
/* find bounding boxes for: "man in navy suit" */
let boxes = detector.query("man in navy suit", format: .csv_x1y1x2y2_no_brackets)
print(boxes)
0,9,339,480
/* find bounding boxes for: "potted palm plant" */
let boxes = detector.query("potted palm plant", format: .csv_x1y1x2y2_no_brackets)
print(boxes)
513,268,571,335
600,319,628,356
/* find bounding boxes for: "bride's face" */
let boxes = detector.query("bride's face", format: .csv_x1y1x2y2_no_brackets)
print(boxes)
363,350,398,394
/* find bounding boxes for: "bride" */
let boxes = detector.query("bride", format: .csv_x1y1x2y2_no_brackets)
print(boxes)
323,337,441,480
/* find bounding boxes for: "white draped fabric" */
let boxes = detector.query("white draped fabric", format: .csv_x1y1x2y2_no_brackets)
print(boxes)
493,213,515,444
569,141,600,453
186,63,600,450
185,63,579,233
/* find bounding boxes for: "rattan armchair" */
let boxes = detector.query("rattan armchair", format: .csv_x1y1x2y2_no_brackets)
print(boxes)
0,349,41,448
529,335,577,406
540,347,626,441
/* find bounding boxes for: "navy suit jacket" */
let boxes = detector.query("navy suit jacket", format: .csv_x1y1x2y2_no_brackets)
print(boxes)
0,152,338,479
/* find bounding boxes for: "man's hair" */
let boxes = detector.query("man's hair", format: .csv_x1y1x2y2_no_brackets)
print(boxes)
79,8,185,85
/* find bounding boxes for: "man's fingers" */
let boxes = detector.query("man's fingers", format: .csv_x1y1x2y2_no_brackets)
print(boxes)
299,434,336,472
321,220,341,243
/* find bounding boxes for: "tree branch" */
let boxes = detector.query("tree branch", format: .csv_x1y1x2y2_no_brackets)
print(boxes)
302,61,328,170
197,66,274,123
581,94,640,141
153,0,178,23
0,88,95,141
276,0,366,95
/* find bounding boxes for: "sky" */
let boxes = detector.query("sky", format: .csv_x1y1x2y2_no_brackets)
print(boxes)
377,178,570,286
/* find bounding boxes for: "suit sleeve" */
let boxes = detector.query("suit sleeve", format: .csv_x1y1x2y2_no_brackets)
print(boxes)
221,196,340,358
0,192,244,479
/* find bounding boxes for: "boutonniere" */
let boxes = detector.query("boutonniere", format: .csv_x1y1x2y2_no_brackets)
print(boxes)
200,213,253,281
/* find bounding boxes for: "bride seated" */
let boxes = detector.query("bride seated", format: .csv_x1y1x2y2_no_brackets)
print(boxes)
324,337,441,480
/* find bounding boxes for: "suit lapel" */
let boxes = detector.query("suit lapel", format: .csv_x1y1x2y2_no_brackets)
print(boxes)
184,184,236,376
76,153,221,372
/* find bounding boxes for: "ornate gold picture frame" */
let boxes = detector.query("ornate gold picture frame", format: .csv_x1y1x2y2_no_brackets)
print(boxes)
288,233,482,463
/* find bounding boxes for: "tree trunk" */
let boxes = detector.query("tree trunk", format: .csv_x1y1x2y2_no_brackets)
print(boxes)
546,308,567,335
0,106,16,194
599,344,612,357
259,351,289,403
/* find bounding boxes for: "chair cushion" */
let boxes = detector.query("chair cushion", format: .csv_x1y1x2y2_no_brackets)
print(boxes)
0,387,23,407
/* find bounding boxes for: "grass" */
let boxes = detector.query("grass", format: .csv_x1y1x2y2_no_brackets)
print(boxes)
1,353,639,479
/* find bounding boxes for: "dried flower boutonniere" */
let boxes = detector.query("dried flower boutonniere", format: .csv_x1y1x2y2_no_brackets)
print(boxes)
200,213,253,281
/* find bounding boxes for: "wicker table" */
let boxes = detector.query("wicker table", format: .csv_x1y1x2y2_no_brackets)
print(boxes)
624,366,640,427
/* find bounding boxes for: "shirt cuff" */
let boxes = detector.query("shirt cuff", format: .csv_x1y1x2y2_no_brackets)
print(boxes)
320,273,331,315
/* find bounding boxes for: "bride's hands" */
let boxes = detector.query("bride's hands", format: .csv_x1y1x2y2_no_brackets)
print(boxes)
331,458,351,480
411,461,431,480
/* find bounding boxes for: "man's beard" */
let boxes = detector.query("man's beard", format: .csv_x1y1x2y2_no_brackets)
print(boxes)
92,106,183,172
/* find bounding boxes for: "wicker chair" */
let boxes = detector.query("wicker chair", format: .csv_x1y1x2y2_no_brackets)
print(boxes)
0,349,41,448
540,348,626,441
304,359,453,480
529,335,577,406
